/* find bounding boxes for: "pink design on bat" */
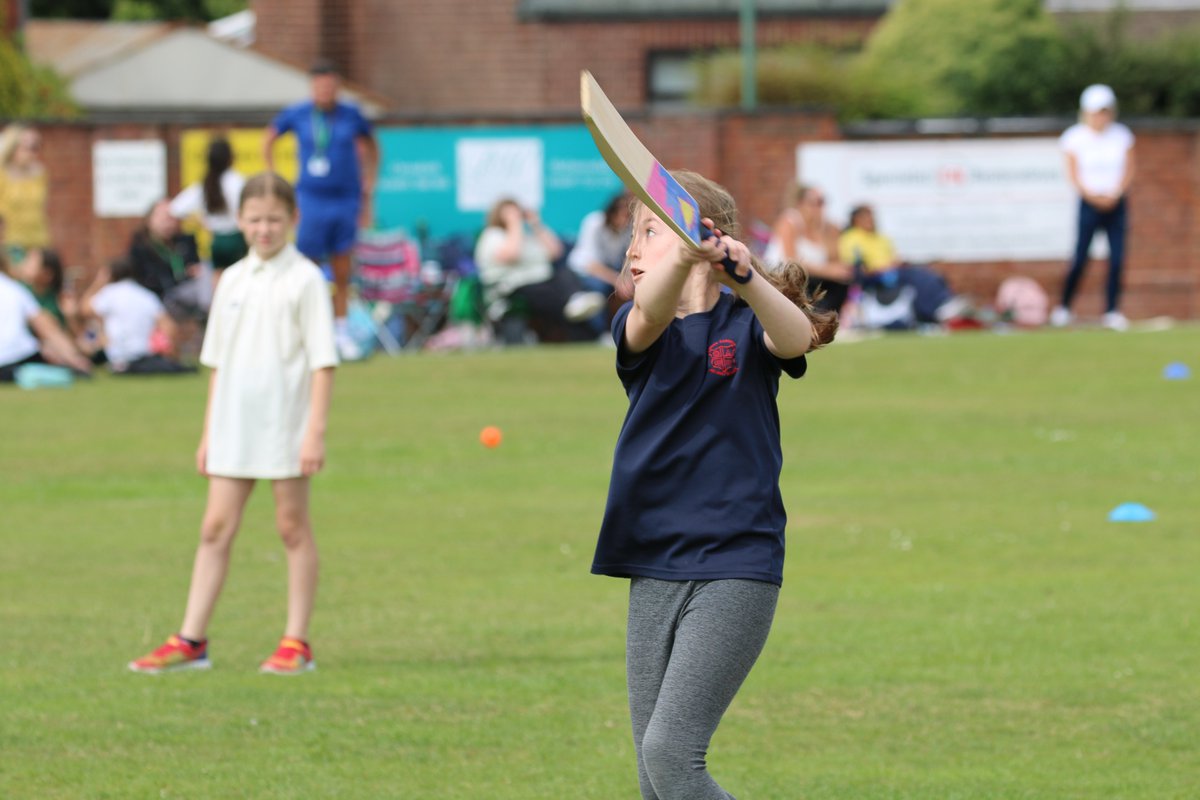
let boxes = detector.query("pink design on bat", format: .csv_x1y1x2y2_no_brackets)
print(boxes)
647,161,701,242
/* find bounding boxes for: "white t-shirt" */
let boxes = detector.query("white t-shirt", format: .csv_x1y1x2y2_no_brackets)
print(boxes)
200,244,338,479
169,170,245,234
474,226,553,302
91,279,163,366
1060,122,1134,197
0,272,41,365
567,211,628,277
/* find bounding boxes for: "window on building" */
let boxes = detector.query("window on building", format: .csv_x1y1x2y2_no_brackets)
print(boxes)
647,51,701,107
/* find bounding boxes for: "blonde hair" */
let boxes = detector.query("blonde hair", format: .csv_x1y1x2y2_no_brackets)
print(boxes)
0,124,29,167
620,170,838,349
485,197,521,229
239,171,297,214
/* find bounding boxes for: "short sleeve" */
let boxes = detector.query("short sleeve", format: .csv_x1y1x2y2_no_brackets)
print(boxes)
751,313,808,380
271,105,297,136
612,301,662,386
1118,123,1135,149
1059,125,1082,154
16,281,39,321
90,286,112,317
199,279,227,368
297,269,339,371
169,184,202,219
349,104,373,138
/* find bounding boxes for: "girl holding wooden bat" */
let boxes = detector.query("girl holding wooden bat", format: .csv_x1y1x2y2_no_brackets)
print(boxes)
591,170,837,799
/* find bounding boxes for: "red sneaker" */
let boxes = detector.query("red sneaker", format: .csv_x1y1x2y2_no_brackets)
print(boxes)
128,634,210,674
259,637,315,675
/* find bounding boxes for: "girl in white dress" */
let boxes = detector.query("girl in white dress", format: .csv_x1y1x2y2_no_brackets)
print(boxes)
130,172,338,675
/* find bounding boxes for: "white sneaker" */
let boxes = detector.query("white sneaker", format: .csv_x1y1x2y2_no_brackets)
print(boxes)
563,291,606,323
1102,311,1129,332
934,295,971,323
337,330,363,361
1049,306,1072,327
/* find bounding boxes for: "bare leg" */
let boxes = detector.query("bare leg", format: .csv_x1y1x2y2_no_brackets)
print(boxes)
330,251,352,319
272,477,318,641
179,477,256,640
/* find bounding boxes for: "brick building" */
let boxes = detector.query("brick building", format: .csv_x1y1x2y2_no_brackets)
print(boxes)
250,0,887,114
11,0,1200,319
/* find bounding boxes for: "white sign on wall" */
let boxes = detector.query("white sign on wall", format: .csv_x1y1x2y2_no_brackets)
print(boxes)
92,140,167,218
455,137,544,213
799,138,1078,262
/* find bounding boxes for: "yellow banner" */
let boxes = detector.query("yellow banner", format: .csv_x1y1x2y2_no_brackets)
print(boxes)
178,129,300,256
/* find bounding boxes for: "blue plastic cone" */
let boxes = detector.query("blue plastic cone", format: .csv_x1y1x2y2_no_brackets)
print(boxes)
1163,363,1191,380
1108,502,1156,523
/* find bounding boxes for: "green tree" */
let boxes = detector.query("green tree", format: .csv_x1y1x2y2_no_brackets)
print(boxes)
30,0,247,20
30,0,113,18
0,37,79,119
111,0,246,21
854,0,1064,117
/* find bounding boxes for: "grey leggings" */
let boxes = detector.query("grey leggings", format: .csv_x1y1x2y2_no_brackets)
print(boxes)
627,577,780,800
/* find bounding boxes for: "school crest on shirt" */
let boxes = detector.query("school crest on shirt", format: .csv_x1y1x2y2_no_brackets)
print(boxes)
707,339,738,376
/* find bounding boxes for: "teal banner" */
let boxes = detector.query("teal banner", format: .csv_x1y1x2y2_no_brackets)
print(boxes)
373,124,623,246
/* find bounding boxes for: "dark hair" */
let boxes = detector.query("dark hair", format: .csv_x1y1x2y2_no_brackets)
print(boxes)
109,257,135,283
203,138,234,215
309,57,339,76
623,169,838,350
37,248,64,295
847,204,873,231
603,191,632,229
239,171,297,215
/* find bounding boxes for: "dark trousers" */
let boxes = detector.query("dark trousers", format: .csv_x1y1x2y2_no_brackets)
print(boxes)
0,352,45,383
1062,197,1127,313
510,268,596,342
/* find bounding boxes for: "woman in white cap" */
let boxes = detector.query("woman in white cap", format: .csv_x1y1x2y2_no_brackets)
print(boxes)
1051,84,1135,331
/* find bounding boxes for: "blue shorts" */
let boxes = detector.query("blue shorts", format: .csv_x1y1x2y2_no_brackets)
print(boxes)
296,192,360,261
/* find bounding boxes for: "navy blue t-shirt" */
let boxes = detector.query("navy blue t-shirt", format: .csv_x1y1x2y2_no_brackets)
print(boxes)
592,293,808,586
272,100,372,198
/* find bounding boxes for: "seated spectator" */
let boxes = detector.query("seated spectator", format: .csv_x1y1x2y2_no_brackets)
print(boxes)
475,197,606,344
838,204,969,326
128,199,207,321
14,246,67,326
81,258,194,375
567,191,632,330
0,259,92,382
764,182,854,312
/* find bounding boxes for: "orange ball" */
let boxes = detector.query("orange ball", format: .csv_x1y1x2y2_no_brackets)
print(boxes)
479,426,503,448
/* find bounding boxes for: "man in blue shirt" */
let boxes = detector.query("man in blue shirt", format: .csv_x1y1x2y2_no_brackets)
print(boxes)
264,58,378,360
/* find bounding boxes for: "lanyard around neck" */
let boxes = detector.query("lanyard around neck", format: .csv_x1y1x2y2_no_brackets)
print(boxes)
151,237,185,280
311,106,332,154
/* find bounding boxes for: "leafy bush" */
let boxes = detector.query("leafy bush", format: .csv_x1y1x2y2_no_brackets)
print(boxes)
852,0,1064,118
691,1,1200,120
0,38,79,120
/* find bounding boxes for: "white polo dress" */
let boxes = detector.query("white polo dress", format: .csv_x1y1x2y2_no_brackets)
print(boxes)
199,244,338,479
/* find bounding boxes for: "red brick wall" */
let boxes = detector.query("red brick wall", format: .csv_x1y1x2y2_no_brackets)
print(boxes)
30,115,1200,321
36,123,186,287
251,0,323,71
938,129,1200,321
252,0,878,113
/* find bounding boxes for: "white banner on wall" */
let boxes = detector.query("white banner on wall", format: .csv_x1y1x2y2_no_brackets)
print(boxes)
455,137,544,213
92,140,167,218
799,138,1078,262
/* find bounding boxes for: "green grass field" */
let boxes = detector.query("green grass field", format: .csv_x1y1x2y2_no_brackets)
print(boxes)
2,326,1198,799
